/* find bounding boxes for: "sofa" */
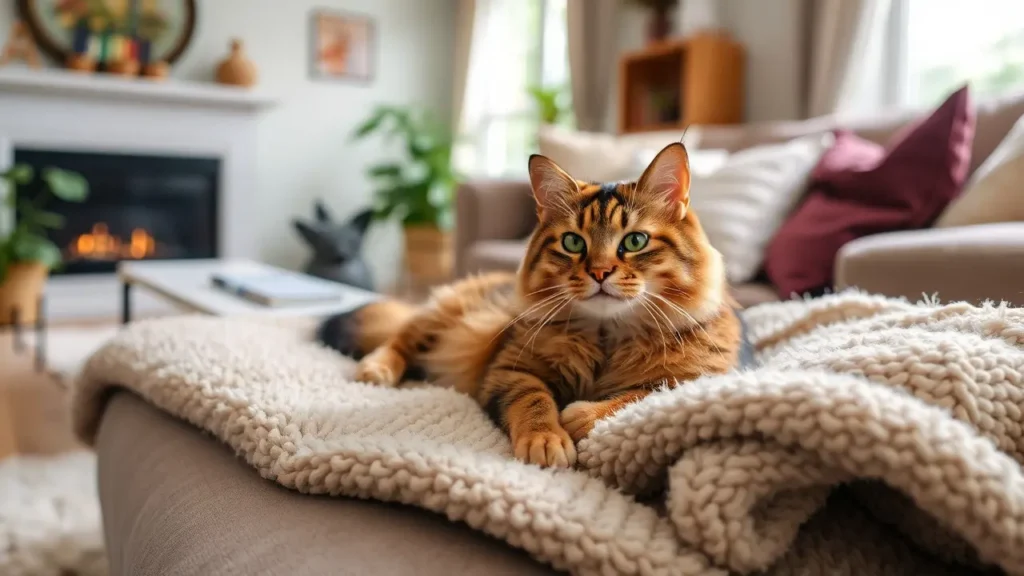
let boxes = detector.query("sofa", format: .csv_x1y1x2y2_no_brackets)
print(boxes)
455,93,1024,308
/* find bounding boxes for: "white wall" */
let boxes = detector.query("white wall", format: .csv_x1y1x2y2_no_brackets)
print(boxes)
614,0,805,125
0,0,456,290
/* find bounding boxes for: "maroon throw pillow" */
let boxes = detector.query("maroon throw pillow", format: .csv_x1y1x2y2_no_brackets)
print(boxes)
764,85,975,298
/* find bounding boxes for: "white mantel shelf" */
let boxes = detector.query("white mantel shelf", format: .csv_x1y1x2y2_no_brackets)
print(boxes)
0,67,278,112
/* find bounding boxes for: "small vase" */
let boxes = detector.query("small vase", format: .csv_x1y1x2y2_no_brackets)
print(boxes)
65,53,96,73
216,39,258,87
646,8,672,44
106,58,140,77
142,60,169,80
0,262,48,326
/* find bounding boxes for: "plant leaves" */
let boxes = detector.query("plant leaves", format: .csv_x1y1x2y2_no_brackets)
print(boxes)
43,168,89,202
368,164,403,179
11,233,63,270
352,108,387,139
34,211,66,229
3,164,33,185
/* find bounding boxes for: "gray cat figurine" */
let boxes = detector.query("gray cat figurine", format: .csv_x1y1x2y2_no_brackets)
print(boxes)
293,201,375,291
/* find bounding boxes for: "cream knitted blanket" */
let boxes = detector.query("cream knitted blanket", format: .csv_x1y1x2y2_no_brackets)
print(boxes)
71,293,1024,576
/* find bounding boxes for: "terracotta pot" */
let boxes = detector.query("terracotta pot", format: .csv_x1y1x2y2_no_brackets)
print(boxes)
142,60,170,80
0,262,48,326
106,58,140,76
403,226,453,286
216,39,258,87
66,53,96,73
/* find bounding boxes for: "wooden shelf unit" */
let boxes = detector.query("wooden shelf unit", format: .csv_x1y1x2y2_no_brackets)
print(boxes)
618,32,745,133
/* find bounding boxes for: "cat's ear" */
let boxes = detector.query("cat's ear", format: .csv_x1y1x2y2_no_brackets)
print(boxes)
293,219,322,247
636,142,690,220
349,208,374,235
314,200,332,223
528,154,576,216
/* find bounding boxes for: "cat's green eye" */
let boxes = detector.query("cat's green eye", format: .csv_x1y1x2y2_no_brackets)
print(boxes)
621,232,649,252
562,233,586,253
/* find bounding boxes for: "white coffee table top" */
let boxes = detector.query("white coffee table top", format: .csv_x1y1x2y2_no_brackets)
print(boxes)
118,258,379,317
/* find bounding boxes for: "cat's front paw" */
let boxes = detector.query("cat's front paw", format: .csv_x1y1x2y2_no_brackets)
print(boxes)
353,349,403,387
560,401,602,443
513,428,577,468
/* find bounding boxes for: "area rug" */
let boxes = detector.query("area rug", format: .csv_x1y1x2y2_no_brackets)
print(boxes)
0,451,107,576
70,292,1024,575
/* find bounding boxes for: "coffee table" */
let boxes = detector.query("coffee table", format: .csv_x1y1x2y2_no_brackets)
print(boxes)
117,259,379,324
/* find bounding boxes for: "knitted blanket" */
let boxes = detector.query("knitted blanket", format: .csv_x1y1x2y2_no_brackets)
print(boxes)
70,293,1024,576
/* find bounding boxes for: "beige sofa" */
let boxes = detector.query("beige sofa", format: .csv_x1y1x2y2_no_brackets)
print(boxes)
456,94,1024,307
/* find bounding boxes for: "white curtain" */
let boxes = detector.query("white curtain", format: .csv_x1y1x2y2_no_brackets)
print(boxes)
451,0,476,136
804,0,892,117
566,0,618,131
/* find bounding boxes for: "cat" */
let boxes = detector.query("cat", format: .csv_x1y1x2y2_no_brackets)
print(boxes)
293,201,375,291
317,142,750,468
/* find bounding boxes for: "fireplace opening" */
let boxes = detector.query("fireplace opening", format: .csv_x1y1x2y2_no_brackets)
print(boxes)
13,149,220,275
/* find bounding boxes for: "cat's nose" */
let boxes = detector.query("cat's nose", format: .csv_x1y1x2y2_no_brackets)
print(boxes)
588,266,617,283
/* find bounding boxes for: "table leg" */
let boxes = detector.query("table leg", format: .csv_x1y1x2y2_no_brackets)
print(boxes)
122,281,132,325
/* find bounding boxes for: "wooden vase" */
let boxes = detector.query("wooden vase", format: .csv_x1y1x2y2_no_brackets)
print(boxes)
403,226,453,287
216,39,258,87
142,61,170,80
0,262,48,326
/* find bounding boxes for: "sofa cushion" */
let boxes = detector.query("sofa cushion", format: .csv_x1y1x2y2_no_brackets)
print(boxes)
935,113,1024,227
466,239,528,273
764,85,976,298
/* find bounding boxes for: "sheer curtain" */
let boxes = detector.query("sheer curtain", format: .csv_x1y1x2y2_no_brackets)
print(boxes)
454,0,570,178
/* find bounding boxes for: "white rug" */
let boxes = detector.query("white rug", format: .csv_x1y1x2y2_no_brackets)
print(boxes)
0,451,107,576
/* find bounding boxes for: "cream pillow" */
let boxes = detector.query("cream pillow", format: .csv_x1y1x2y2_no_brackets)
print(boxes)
935,114,1024,227
689,133,835,284
537,125,702,182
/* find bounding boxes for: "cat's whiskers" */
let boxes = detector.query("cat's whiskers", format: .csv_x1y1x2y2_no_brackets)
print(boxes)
487,290,568,345
635,295,670,367
641,293,684,346
650,292,726,357
513,294,573,368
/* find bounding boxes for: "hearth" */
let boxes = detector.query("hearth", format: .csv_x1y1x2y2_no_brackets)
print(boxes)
13,149,220,275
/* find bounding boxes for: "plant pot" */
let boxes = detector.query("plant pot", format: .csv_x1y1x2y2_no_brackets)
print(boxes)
0,262,48,326
403,226,453,286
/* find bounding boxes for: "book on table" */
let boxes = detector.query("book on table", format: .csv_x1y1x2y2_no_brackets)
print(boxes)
210,270,345,307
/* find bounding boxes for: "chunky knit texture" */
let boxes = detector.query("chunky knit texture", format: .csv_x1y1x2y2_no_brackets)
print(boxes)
71,292,1024,575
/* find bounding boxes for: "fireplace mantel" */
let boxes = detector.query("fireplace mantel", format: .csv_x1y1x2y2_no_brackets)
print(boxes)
0,67,277,319
0,68,277,111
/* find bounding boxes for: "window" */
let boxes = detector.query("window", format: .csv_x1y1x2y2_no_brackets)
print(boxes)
456,0,572,178
879,0,1024,110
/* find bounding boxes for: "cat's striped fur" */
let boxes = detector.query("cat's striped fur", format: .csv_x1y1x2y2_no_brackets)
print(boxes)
317,143,748,467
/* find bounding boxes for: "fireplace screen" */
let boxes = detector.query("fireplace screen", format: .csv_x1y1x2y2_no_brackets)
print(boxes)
13,149,219,275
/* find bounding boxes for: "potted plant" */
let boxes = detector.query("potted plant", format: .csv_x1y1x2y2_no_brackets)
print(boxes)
0,164,89,325
352,105,457,287
527,84,571,125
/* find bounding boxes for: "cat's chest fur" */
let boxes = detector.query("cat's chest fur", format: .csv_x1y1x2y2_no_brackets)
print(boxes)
529,320,650,402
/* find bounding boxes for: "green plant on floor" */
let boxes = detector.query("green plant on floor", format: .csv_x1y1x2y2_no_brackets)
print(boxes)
352,105,457,231
0,165,89,282
527,84,571,125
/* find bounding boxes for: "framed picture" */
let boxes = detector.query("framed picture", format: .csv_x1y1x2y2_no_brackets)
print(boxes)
17,0,196,66
310,9,375,82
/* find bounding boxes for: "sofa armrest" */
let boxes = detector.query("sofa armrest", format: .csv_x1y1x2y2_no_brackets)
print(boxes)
455,180,536,277
835,223,1024,306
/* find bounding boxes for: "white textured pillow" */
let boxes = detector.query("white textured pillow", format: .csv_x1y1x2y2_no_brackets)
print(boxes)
690,133,834,283
537,125,702,182
935,114,1024,227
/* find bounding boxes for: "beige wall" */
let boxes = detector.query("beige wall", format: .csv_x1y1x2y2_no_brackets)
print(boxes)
612,0,805,128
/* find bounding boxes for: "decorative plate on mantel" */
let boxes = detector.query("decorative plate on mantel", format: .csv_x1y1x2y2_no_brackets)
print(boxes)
17,0,196,66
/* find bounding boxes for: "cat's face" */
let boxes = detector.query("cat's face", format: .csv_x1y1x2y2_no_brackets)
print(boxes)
517,143,724,322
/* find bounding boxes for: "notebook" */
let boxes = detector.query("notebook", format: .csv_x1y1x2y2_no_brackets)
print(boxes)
211,270,345,307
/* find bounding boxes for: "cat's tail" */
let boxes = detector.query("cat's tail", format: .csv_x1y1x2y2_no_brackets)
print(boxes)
316,299,418,359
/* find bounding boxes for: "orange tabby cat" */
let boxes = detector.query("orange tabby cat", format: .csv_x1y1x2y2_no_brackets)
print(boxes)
317,142,749,467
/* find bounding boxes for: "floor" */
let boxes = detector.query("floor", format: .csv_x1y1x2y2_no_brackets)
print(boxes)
0,324,99,458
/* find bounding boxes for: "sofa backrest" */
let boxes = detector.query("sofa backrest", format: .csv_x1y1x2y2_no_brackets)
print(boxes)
698,90,1024,177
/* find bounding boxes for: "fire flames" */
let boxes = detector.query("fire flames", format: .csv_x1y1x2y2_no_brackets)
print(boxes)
69,222,157,260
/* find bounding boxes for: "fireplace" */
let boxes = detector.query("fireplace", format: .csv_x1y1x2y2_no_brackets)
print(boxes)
13,149,220,275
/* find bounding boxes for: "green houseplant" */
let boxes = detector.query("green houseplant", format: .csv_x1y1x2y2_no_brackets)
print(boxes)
0,164,89,324
352,105,457,285
527,84,571,125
